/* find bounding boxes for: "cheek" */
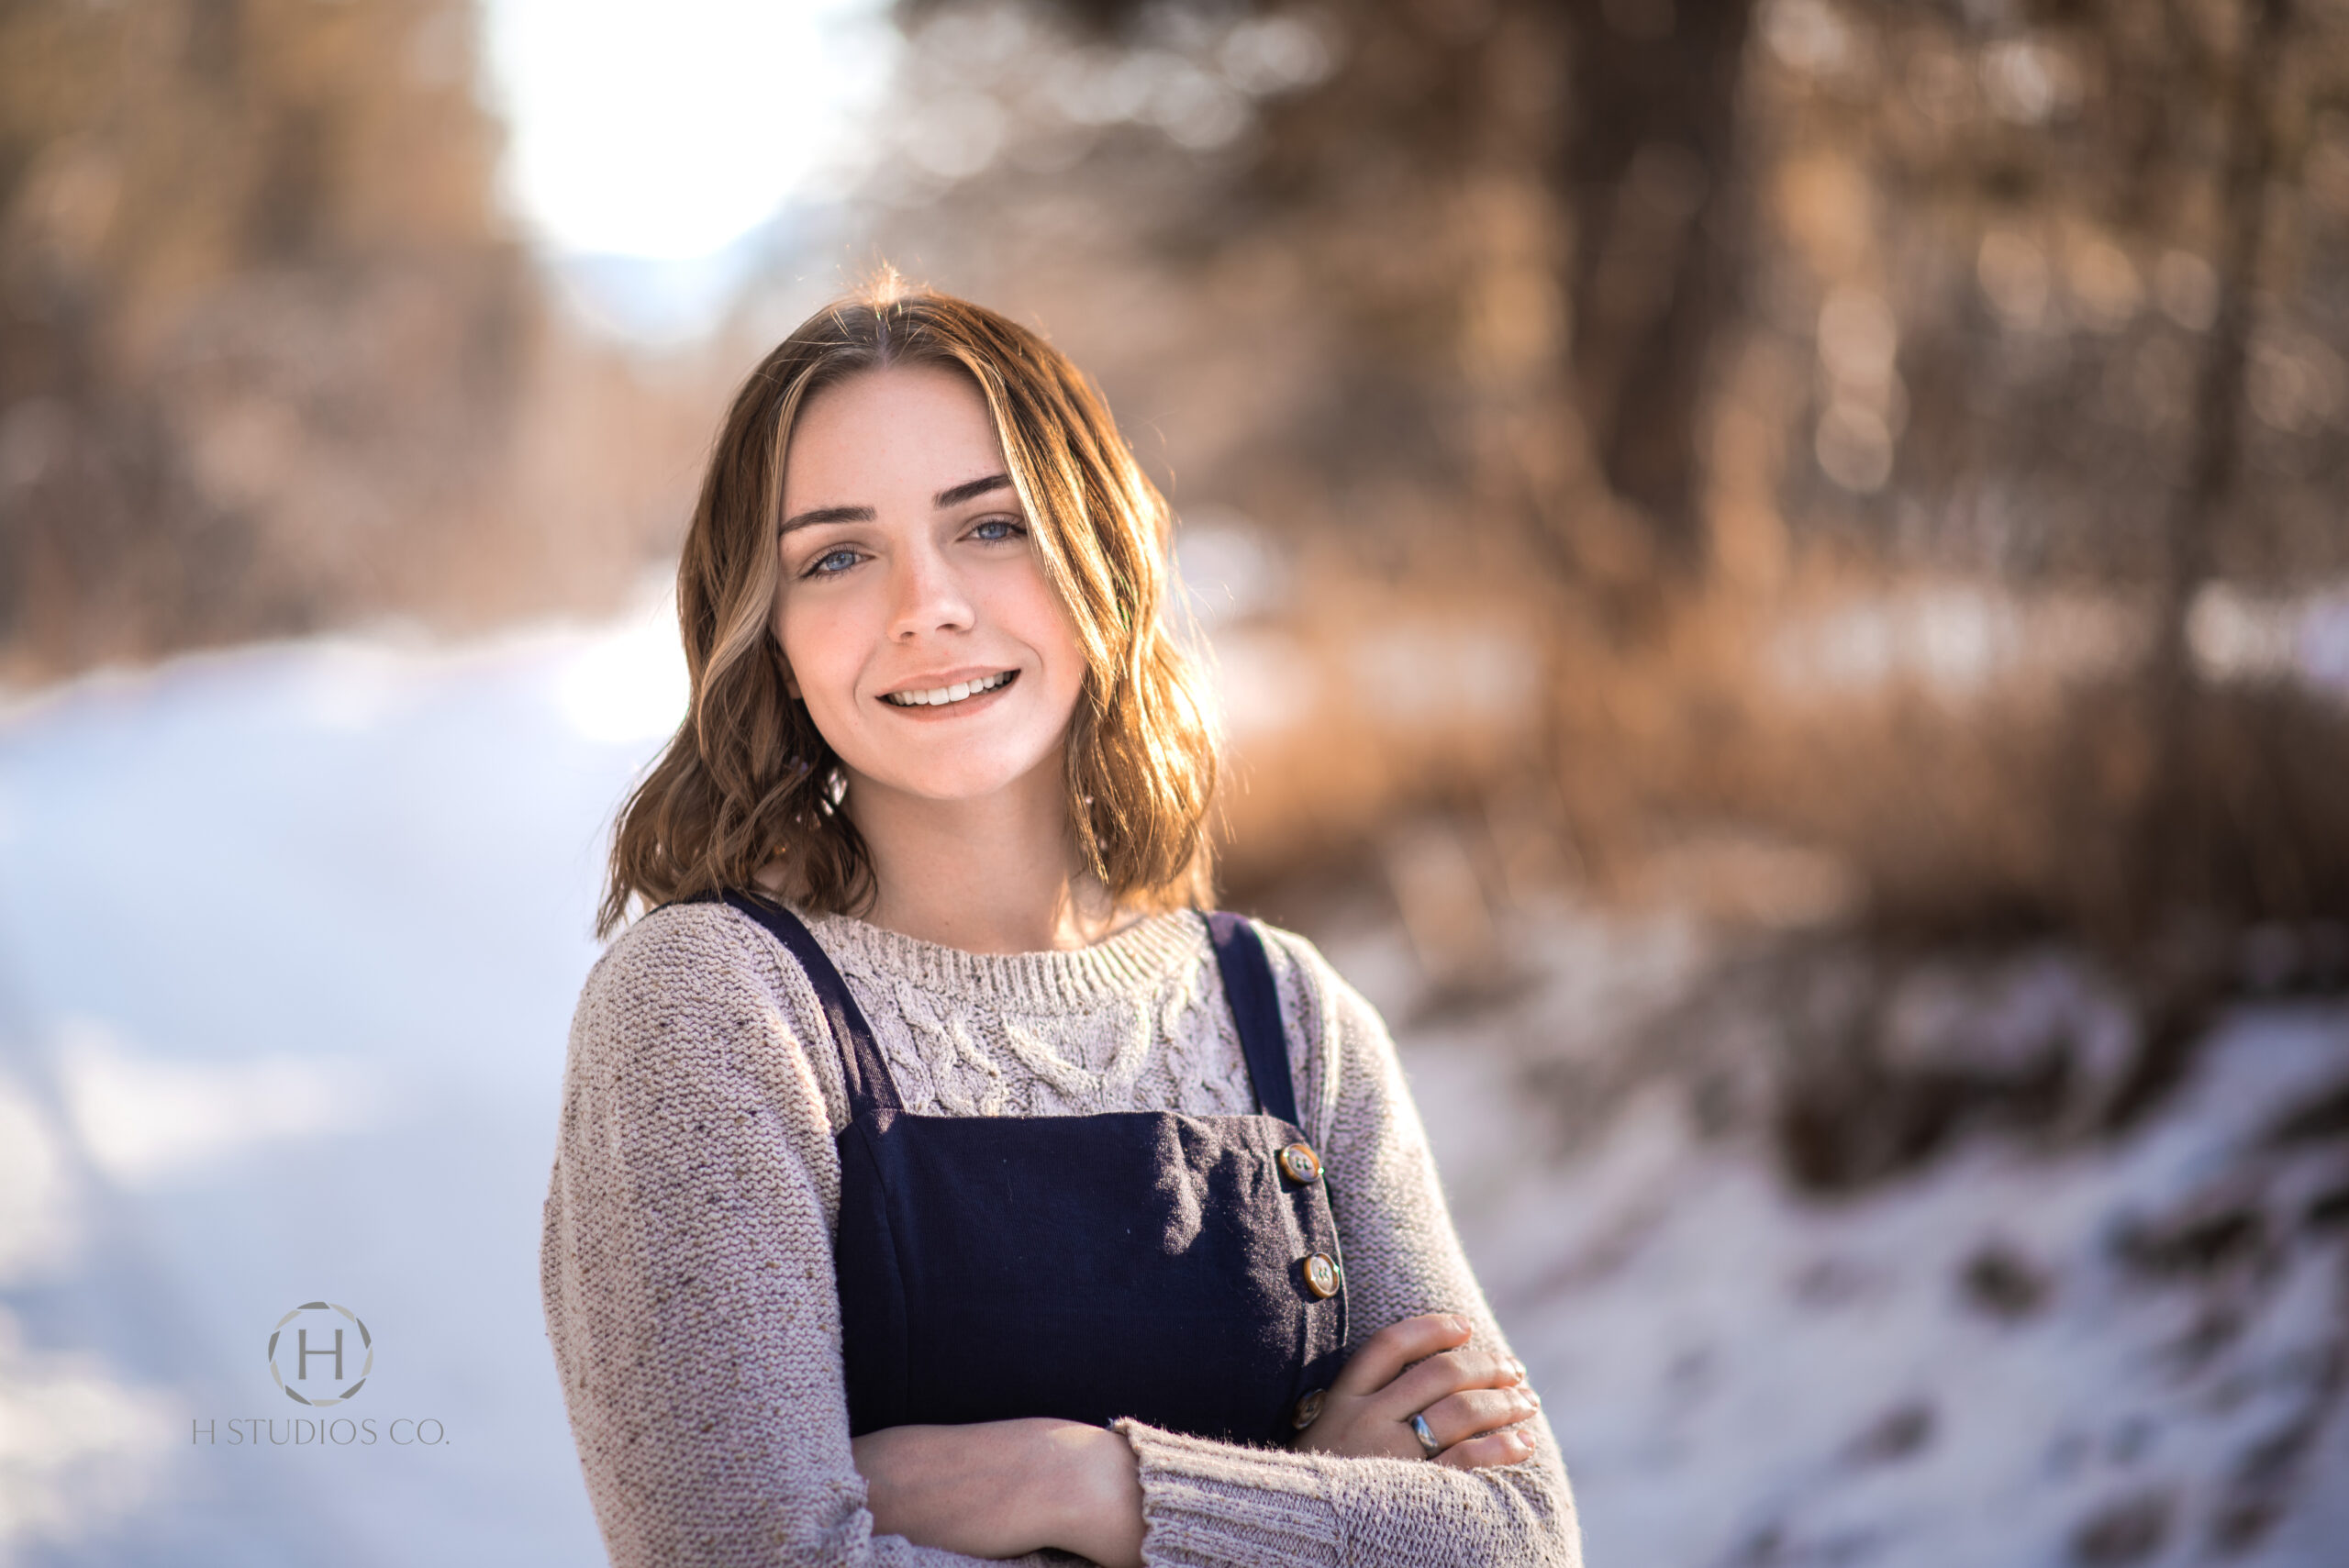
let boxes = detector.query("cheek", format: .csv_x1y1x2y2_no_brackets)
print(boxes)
774,594,858,715
1004,567,1088,683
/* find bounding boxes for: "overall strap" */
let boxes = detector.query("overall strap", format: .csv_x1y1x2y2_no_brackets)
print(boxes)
714,890,904,1116
1203,912,1300,1127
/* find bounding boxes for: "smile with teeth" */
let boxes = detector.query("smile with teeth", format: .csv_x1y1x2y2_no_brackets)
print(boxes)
882,670,1017,707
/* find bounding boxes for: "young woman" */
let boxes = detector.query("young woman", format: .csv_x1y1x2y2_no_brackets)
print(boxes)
540,282,1583,1567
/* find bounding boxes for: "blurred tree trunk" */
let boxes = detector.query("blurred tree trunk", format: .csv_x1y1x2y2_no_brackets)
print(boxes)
1554,0,1756,577
2152,0,2291,691
2141,0,2293,917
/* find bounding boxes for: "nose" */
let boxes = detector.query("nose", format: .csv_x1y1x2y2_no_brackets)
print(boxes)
886,536,975,640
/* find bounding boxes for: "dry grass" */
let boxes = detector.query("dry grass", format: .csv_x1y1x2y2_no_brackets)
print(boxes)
1214,560,2349,952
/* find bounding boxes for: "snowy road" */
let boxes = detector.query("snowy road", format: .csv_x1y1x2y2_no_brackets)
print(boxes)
0,599,687,1567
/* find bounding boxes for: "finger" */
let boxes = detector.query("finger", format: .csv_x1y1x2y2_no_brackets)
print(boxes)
1375,1347,1525,1418
1435,1425,1540,1472
1418,1385,1541,1448
1330,1314,1474,1397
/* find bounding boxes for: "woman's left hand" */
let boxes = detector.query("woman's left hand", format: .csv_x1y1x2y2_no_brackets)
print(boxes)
852,1418,1144,1566
1294,1312,1541,1469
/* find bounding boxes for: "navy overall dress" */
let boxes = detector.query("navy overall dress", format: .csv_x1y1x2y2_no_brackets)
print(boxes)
715,891,1350,1446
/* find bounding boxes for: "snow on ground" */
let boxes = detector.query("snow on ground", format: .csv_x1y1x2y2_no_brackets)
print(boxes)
0,590,684,1567
0,594,2342,1565
1369,906,2349,1568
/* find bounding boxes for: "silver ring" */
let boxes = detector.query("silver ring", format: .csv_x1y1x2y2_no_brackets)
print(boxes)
1409,1412,1442,1458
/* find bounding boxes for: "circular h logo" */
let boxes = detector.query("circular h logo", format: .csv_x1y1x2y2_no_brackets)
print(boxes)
266,1301,373,1407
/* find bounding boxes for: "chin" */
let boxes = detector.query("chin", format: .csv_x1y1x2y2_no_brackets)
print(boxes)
858,741,1063,804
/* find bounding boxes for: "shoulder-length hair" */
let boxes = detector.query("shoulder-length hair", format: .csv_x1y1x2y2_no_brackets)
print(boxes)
597,279,1219,936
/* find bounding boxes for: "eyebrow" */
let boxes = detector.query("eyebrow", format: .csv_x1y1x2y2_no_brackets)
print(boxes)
778,473,1015,535
936,473,1014,508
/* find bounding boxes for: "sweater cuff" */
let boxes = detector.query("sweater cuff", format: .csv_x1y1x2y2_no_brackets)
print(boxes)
1112,1420,1342,1568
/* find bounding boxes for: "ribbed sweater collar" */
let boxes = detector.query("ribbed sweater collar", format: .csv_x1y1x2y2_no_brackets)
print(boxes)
805,906,1207,1013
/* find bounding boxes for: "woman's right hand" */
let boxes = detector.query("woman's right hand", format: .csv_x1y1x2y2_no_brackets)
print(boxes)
1293,1313,1542,1470
852,1418,1142,1566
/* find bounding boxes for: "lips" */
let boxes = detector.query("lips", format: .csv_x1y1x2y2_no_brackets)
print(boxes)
880,670,1018,708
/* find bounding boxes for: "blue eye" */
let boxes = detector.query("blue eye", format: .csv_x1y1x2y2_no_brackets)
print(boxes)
807,548,860,577
972,517,1024,542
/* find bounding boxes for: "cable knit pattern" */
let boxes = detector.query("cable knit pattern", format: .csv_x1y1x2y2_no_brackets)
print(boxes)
540,900,1582,1567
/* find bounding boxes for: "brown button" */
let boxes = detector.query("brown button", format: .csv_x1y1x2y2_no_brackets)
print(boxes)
1291,1388,1328,1430
1303,1252,1342,1299
1278,1142,1323,1184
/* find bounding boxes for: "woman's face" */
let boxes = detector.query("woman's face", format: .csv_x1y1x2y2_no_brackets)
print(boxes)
772,364,1087,807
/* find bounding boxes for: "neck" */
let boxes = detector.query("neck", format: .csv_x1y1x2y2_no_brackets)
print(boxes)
834,755,1131,954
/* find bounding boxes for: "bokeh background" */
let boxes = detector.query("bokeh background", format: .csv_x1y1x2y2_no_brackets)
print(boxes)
3,0,2347,1562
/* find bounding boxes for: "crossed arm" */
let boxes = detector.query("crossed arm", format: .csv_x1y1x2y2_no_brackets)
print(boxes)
852,1312,1544,1564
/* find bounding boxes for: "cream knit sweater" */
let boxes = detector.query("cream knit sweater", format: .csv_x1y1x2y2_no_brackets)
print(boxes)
539,899,1583,1567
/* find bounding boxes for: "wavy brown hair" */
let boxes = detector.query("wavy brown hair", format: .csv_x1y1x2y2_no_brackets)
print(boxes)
596,279,1219,937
